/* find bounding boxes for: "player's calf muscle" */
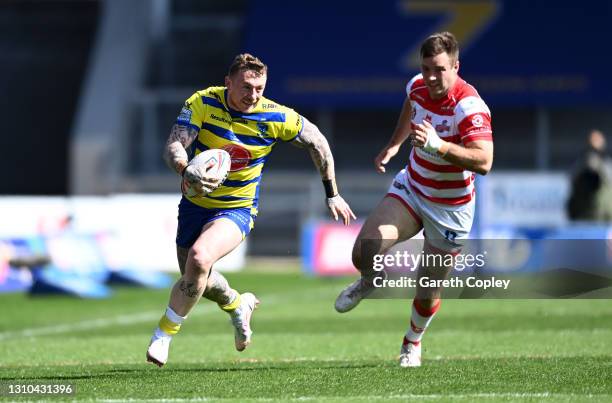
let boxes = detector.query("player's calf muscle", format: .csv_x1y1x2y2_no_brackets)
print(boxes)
178,280,203,299
352,237,389,275
415,283,443,305
415,261,452,304
203,270,234,305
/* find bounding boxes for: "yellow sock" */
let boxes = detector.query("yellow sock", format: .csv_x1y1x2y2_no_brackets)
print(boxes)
220,293,241,312
158,315,181,335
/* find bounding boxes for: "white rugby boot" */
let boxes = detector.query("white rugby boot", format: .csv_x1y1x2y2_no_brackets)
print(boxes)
399,338,422,368
146,330,172,367
334,277,375,313
229,292,259,351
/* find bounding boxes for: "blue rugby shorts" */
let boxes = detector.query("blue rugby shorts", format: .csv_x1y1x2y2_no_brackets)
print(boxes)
176,197,255,248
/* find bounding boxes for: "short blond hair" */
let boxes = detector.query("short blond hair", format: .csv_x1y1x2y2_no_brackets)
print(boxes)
228,53,267,77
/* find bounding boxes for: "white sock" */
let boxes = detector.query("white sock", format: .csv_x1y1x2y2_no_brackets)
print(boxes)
154,327,171,339
154,307,187,338
404,299,440,345
165,306,187,324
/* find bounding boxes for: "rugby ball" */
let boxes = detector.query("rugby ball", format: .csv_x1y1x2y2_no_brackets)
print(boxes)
181,149,231,197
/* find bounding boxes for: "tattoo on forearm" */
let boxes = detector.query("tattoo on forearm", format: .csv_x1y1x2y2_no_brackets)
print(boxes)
166,143,188,173
168,124,199,148
163,124,199,173
179,280,202,298
290,117,335,179
308,146,333,178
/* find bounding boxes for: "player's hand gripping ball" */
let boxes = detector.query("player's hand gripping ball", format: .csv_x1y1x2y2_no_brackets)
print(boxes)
181,149,231,197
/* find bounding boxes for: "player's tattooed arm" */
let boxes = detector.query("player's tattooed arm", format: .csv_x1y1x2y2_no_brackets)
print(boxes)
163,124,199,175
290,116,356,225
290,116,335,180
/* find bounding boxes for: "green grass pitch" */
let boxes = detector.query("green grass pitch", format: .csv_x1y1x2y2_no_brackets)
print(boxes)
0,271,610,402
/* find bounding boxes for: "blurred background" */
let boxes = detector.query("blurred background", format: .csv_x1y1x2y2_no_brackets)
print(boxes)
1,0,611,296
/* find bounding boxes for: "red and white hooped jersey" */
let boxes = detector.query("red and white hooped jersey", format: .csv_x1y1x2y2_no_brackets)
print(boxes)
405,74,493,206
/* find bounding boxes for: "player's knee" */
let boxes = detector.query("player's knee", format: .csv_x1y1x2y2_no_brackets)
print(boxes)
353,236,383,271
188,248,215,277
351,243,363,270
351,241,371,272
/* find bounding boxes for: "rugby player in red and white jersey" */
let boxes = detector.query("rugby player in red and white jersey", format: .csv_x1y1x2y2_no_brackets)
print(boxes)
335,32,493,367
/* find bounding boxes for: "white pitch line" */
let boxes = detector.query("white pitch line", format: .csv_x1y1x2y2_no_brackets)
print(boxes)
2,301,608,342
0,311,162,341
0,292,292,341
0,303,218,341
94,393,607,402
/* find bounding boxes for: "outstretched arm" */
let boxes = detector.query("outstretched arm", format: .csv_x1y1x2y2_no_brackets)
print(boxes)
290,117,356,225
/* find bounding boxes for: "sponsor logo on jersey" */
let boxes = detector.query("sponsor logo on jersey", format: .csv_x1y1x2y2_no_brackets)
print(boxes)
435,120,450,133
215,210,249,225
392,180,404,190
222,144,252,171
210,114,232,125
177,107,192,124
257,122,268,135
392,181,411,195
262,103,277,109
471,114,484,127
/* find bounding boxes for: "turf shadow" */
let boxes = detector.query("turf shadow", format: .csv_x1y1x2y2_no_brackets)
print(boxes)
103,361,383,375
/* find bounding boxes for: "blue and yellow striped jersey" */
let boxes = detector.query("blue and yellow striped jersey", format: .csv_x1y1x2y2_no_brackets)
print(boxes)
175,86,304,215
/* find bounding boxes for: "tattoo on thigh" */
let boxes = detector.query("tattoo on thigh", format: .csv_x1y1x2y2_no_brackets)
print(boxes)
179,281,202,298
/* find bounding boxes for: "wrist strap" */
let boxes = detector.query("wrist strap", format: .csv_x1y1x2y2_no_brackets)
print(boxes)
436,141,450,157
322,179,338,198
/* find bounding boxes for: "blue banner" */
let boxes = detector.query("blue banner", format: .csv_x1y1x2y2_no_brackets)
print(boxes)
244,0,611,107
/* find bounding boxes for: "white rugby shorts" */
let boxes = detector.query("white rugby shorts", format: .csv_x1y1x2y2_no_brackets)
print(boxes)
386,168,475,253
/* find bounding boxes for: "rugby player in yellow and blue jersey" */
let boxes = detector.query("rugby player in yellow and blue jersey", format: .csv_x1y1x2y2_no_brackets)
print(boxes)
146,54,356,367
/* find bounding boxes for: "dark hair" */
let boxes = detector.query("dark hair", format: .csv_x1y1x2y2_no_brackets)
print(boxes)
228,53,267,77
420,32,459,62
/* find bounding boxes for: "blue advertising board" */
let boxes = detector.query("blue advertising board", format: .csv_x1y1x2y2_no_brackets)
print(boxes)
244,0,611,107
